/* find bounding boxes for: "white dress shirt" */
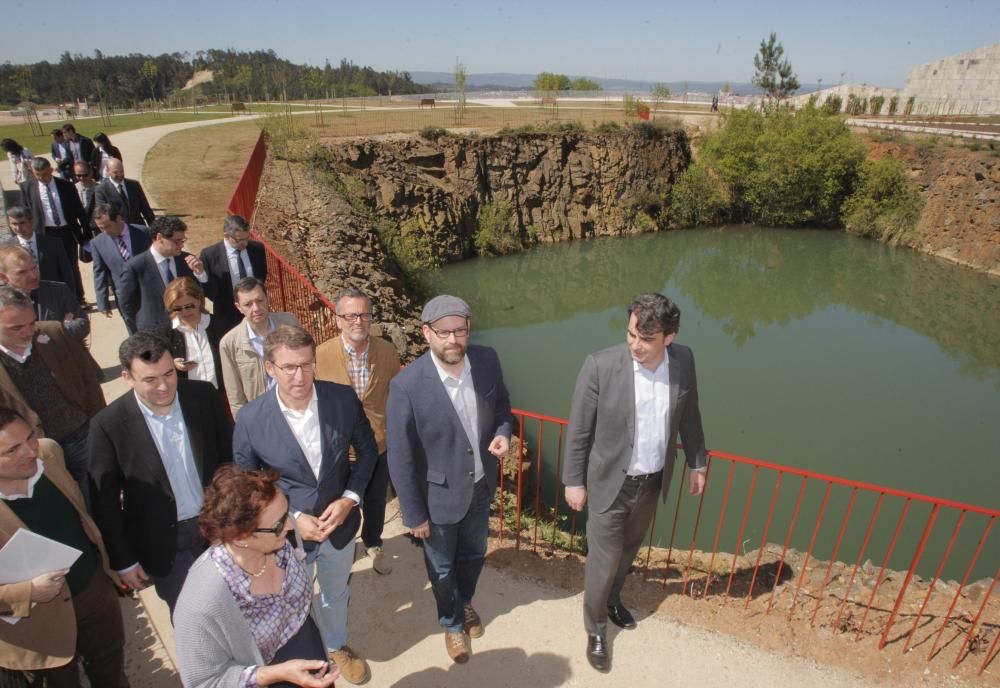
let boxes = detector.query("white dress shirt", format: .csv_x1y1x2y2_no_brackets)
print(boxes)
38,179,65,227
225,240,253,285
276,385,360,504
134,393,204,521
173,313,218,388
0,340,32,364
431,353,485,482
17,234,38,261
149,246,207,286
0,459,44,500
627,357,671,476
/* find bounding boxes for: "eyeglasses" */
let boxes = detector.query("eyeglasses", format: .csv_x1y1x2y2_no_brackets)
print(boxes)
170,303,200,313
427,325,469,339
163,235,187,245
336,312,372,323
272,361,317,375
253,510,289,535
76,172,90,178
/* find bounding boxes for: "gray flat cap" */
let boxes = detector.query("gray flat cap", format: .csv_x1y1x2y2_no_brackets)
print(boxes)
421,294,472,323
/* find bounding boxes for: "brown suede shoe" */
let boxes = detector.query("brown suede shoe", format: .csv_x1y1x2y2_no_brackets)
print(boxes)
463,604,484,638
329,645,371,684
445,630,471,663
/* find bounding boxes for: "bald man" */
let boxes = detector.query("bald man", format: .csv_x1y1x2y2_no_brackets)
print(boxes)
94,159,155,226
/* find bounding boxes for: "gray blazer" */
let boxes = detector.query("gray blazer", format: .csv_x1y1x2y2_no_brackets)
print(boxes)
90,224,152,322
387,345,512,528
562,342,707,514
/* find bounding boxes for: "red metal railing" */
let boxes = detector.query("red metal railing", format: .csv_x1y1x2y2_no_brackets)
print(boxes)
227,129,999,675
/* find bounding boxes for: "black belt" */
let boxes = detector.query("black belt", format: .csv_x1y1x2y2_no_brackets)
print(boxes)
625,472,658,482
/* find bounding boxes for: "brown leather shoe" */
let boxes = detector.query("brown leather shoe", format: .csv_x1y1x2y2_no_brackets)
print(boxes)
329,645,371,684
463,604,484,638
445,631,471,663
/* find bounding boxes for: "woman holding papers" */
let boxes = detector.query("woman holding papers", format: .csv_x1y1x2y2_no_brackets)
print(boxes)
173,466,338,688
0,406,126,687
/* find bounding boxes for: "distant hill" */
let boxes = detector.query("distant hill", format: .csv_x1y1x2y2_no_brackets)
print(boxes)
409,71,782,95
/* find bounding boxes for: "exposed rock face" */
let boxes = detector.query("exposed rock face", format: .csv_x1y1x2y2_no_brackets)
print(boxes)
326,128,691,264
868,141,1000,276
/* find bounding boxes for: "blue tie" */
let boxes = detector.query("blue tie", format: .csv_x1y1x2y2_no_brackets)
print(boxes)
164,260,175,284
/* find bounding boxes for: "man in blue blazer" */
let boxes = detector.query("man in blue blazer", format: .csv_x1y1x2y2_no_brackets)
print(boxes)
119,215,214,333
91,203,152,334
233,324,378,685
386,295,512,665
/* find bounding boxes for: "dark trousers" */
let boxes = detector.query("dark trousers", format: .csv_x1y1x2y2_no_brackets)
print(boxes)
360,452,390,548
152,518,205,617
422,478,491,632
33,572,128,688
57,424,90,508
269,616,326,688
583,473,662,637
42,226,83,299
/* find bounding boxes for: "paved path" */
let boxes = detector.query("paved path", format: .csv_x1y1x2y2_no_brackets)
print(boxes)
26,115,888,687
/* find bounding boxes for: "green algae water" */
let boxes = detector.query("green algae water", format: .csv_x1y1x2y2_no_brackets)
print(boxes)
427,227,1000,579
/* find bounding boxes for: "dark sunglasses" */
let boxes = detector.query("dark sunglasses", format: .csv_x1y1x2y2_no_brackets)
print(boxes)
170,303,200,313
253,510,290,535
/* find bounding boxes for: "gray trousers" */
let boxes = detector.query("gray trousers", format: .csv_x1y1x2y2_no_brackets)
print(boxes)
583,473,662,636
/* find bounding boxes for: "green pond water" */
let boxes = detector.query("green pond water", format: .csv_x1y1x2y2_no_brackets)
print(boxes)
427,227,1000,580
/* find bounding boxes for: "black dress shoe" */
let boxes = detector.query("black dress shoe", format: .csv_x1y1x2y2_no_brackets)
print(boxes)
587,634,610,672
607,603,637,629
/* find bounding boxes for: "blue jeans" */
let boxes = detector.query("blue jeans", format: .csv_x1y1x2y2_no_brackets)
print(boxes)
422,478,491,632
59,423,91,507
310,538,355,651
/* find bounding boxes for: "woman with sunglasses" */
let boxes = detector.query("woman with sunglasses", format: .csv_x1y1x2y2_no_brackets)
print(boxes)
174,466,338,688
164,276,226,389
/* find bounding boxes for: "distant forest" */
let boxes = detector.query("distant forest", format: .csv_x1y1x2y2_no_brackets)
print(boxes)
0,49,428,107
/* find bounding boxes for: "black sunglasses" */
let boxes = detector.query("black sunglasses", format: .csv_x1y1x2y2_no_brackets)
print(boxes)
253,510,290,535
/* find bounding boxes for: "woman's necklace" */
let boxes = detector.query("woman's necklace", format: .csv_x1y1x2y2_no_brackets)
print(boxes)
227,545,270,577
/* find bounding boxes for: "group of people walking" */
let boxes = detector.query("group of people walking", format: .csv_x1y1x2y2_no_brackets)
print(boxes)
0,130,708,686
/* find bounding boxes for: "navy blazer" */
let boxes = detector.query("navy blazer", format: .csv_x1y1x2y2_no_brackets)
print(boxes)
386,345,513,528
119,250,215,333
199,239,268,331
233,382,379,552
91,225,153,325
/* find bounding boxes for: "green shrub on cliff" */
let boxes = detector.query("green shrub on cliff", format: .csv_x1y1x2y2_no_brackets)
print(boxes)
842,156,923,244
666,162,728,227
475,200,522,256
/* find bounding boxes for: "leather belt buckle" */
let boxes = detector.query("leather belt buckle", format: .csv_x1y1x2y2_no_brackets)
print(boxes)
625,472,654,482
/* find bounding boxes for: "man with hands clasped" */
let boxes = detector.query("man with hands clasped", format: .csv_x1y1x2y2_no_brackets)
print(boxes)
233,324,378,685
387,295,512,665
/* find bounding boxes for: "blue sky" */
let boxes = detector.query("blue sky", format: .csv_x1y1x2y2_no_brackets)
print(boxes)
4,0,997,87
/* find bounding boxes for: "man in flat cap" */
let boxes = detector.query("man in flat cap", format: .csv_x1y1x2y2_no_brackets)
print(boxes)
386,295,512,665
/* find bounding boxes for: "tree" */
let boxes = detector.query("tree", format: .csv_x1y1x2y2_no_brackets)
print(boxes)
139,59,158,101
533,72,571,98
454,58,468,124
650,83,671,111
570,77,600,91
752,32,800,103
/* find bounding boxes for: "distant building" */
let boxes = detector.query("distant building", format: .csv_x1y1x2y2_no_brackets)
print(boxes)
900,43,1000,116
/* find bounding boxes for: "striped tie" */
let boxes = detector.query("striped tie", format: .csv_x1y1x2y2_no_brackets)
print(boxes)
117,235,130,261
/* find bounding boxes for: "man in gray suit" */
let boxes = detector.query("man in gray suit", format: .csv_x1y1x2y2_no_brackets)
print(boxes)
91,203,152,334
563,293,707,672
387,295,512,665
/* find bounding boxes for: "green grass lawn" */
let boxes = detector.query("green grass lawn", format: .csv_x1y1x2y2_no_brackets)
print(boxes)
0,111,244,154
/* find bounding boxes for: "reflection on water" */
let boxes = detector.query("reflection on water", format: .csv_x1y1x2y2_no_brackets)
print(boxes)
429,227,1000,516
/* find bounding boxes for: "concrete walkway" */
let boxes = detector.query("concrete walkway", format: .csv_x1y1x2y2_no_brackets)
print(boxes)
25,115,885,687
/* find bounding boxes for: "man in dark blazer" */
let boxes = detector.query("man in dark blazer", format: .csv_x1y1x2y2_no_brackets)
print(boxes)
234,324,377,685
387,295,512,665
119,215,213,333
61,124,96,180
74,161,99,237
91,203,152,334
199,214,267,332
3,206,74,288
50,128,74,179
89,331,232,614
94,159,155,226
19,157,89,301
0,246,89,341
562,293,708,672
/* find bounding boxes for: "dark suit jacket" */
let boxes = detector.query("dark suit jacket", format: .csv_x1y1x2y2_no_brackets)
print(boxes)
51,141,73,177
90,146,122,175
88,379,232,576
119,250,215,332
3,234,73,287
19,177,89,243
199,240,268,331
91,224,153,321
387,345,513,528
32,280,89,340
66,136,96,178
77,182,97,232
95,177,155,226
562,342,708,514
233,382,378,552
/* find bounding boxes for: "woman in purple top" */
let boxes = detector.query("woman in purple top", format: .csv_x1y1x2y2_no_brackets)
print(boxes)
174,466,338,688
